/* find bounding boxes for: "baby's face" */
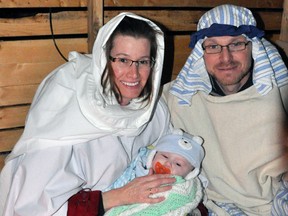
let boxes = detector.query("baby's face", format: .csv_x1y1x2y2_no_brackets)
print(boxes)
152,151,194,177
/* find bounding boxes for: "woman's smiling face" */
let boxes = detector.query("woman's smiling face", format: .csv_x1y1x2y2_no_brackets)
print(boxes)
110,35,152,106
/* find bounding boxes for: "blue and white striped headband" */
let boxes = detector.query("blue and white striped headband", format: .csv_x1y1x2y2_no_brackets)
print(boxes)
189,4,264,48
189,23,264,49
170,4,288,105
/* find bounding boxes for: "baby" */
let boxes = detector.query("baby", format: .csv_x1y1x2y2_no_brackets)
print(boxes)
104,129,207,216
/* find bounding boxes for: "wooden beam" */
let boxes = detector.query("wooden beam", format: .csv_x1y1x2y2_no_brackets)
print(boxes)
0,0,87,8
104,0,284,8
0,129,23,152
0,154,8,171
104,10,282,31
276,0,288,56
0,11,87,37
280,0,288,42
88,0,104,53
0,106,30,130
0,39,87,65
0,39,88,106
0,85,38,106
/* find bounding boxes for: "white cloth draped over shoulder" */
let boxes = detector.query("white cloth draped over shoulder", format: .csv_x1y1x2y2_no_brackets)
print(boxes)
0,12,171,216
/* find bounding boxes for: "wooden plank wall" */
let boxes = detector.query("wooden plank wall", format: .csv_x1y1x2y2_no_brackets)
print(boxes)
0,0,89,169
0,0,285,170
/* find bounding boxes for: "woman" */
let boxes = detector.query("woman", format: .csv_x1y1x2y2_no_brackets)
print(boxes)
0,13,174,215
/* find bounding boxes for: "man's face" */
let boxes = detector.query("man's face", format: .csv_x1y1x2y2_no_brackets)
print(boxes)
203,35,253,94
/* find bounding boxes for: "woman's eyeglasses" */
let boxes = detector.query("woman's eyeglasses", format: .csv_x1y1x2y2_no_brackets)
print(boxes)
109,56,155,70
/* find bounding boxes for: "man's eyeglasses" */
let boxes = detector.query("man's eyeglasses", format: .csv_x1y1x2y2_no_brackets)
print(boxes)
109,56,155,70
202,41,251,54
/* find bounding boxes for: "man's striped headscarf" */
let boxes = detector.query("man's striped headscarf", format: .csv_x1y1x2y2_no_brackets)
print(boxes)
170,4,288,105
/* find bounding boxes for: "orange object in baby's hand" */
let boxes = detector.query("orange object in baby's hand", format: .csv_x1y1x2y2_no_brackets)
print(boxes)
154,162,171,174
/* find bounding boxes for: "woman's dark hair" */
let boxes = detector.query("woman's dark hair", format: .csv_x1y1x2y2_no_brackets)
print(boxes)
101,16,159,104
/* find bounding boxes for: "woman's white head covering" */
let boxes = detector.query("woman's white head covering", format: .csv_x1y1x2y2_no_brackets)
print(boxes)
76,12,164,132
7,12,165,159
170,4,288,105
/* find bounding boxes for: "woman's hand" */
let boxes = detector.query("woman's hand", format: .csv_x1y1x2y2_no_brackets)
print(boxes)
102,172,175,210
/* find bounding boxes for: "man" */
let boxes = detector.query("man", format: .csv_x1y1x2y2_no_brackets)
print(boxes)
162,4,288,216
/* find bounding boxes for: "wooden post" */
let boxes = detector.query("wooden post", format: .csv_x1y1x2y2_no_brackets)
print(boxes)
276,0,288,56
88,0,103,53
280,0,288,42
